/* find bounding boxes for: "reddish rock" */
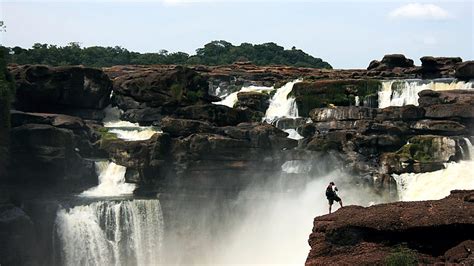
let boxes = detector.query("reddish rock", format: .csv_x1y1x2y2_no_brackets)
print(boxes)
306,190,474,266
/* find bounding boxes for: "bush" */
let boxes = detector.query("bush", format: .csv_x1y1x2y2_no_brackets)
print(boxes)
385,246,418,266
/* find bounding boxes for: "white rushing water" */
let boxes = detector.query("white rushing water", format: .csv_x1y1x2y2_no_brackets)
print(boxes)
212,166,386,265
393,138,474,201
213,85,274,108
103,106,159,141
264,79,302,123
378,79,473,108
55,199,164,266
81,161,135,197
283,129,304,140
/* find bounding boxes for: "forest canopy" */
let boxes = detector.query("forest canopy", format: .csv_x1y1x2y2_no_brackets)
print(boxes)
1,40,332,69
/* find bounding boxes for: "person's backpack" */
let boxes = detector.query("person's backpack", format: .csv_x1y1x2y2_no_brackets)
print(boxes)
325,186,334,197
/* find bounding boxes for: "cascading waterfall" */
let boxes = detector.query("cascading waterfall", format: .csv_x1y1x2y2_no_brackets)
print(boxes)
264,79,302,123
103,106,160,141
81,161,135,197
54,199,164,266
393,138,474,201
213,85,274,108
378,79,473,108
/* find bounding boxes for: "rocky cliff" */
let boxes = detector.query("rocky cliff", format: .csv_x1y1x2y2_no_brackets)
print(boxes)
306,190,474,265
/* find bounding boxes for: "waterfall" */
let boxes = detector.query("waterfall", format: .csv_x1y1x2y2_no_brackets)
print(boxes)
213,85,274,108
378,79,473,108
264,79,302,123
81,161,135,197
103,106,160,141
283,129,304,140
393,138,474,201
54,199,164,266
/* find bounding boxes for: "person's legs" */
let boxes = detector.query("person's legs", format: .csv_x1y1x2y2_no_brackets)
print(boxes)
339,199,343,208
328,198,334,214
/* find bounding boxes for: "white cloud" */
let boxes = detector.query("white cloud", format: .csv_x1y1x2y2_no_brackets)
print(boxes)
388,3,452,20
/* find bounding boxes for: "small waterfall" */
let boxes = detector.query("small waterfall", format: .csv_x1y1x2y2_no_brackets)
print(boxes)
378,79,473,108
393,138,474,201
264,79,302,123
283,129,304,140
54,199,164,266
81,161,135,197
103,106,160,141
213,85,274,108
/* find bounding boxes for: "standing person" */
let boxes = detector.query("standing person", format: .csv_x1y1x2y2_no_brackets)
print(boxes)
326,181,343,214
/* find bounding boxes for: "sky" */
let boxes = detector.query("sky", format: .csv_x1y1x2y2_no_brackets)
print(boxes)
0,0,472,68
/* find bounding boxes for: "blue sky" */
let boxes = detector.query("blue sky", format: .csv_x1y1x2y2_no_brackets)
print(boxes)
0,0,472,68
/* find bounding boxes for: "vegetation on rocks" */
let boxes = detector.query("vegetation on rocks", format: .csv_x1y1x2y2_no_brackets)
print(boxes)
385,246,419,266
1,40,332,69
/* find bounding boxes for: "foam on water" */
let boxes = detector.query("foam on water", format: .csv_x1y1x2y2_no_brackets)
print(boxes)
80,161,135,197
264,79,302,123
213,85,274,108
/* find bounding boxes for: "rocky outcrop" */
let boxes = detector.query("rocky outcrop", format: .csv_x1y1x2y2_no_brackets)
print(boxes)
7,111,99,188
234,91,270,121
306,190,474,265
367,54,415,71
420,56,462,79
8,65,112,119
111,65,216,125
418,89,474,107
456,61,474,81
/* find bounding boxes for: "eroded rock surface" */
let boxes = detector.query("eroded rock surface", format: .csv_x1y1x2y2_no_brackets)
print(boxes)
306,190,474,265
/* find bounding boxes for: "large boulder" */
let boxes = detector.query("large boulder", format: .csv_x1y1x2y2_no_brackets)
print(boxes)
420,56,462,79
306,190,474,265
367,54,414,71
455,61,474,81
9,65,112,116
112,66,215,125
8,112,98,188
235,91,270,112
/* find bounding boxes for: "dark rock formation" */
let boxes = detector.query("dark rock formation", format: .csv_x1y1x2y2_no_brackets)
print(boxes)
234,91,270,121
9,65,112,119
420,56,462,79
306,190,474,265
7,111,99,188
367,54,415,71
456,61,474,81
111,65,215,125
